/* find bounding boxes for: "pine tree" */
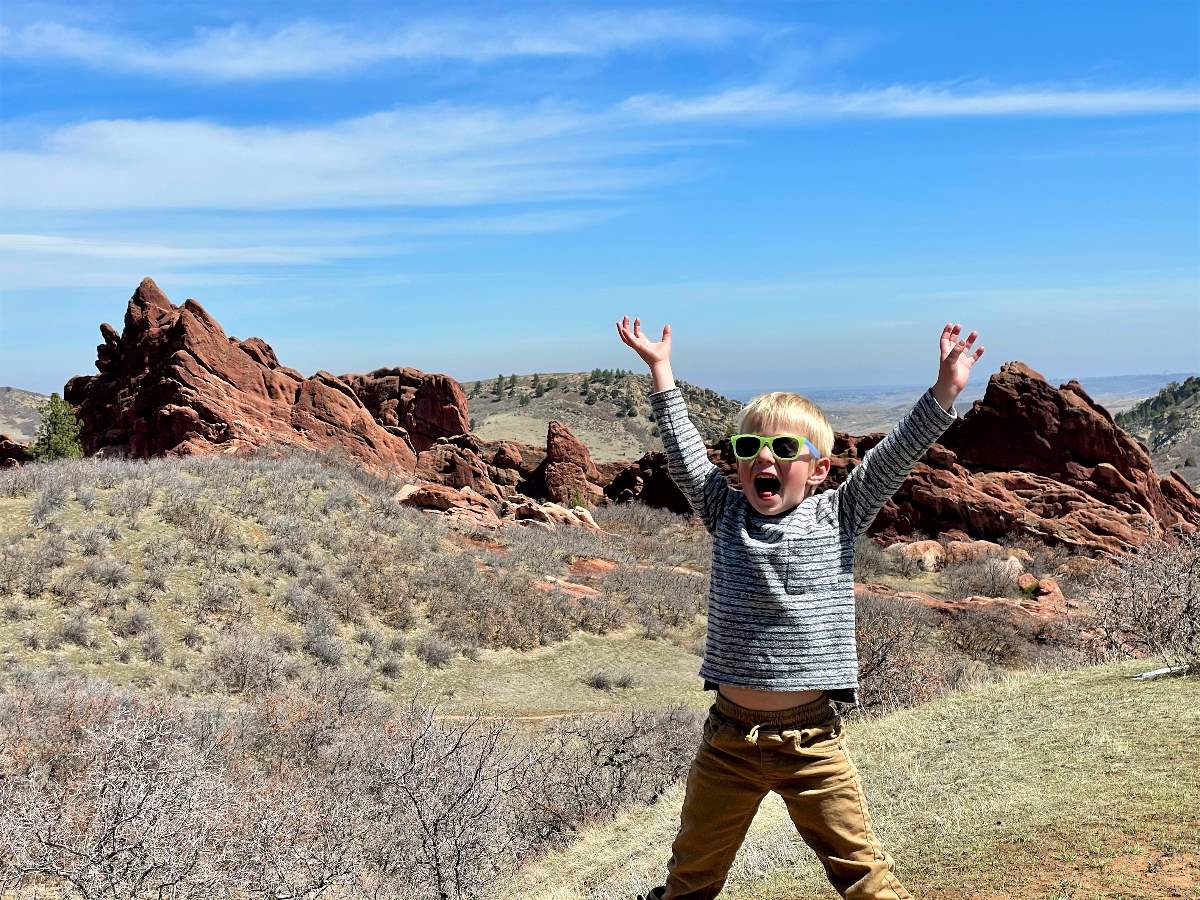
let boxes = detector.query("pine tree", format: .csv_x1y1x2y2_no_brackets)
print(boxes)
531,373,541,390
31,393,84,461
493,374,504,400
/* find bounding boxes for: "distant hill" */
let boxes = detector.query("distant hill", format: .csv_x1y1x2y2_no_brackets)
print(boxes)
462,370,742,462
1116,375,1200,488
0,386,48,443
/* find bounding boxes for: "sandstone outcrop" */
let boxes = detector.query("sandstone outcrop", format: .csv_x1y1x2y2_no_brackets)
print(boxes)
608,361,1200,556
65,278,419,476
0,435,32,468
59,279,617,533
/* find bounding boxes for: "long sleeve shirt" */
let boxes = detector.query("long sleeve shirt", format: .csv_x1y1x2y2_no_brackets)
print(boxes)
648,385,957,705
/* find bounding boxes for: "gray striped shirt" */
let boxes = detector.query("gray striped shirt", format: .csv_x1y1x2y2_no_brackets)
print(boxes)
649,385,957,705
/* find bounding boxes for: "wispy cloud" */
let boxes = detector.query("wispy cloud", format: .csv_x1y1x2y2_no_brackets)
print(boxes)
0,207,624,288
0,103,676,210
621,83,1200,122
0,13,753,81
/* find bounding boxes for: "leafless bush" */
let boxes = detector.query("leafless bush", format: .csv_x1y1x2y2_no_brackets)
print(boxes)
855,593,951,713
140,629,167,664
75,485,99,510
107,477,157,524
0,544,25,594
208,627,288,693
82,557,130,591
303,621,345,668
944,606,1030,666
111,605,153,637
49,568,86,604
0,672,703,900
58,611,96,649
853,537,886,581
2,695,235,897
414,633,455,668
195,575,240,618
1086,530,1199,674
941,556,1019,600
76,524,111,557
36,533,70,569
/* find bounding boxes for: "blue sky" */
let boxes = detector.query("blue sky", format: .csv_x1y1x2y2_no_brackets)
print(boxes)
1,0,1197,397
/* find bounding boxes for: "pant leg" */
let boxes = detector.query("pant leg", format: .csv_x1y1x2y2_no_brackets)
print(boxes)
658,707,771,900
767,719,912,900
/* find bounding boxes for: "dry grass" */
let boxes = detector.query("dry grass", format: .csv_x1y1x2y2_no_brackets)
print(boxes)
502,659,1200,900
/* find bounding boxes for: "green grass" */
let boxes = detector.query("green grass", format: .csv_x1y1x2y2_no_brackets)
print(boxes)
502,660,1200,900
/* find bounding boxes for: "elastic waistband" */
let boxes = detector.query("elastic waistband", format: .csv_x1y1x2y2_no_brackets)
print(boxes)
714,691,835,728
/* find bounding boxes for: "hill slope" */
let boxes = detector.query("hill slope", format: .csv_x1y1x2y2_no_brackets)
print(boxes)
0,386,48,443
463,371,742,462
1116,376,1200,488
504,660,1200,900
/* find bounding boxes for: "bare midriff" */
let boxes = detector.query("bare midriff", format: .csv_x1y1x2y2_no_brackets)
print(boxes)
718,683,827,711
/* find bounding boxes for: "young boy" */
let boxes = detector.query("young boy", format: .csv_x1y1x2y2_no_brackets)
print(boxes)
616,316,984,900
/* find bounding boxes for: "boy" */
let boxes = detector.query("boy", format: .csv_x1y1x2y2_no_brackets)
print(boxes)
615,316,984,900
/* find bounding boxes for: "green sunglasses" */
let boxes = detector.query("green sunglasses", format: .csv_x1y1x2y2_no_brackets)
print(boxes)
730,433,820,461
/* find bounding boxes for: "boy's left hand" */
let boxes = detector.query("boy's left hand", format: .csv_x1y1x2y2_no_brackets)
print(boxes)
933,323,984,410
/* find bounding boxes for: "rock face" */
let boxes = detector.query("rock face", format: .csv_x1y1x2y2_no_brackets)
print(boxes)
535,421,605,505
65,278,423,475
340,369,469,452
609,361,1200,556
862,362,1200,555
58,279,619,534
0,434,32,468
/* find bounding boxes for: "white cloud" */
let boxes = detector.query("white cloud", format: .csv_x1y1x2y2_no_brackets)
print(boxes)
622,83,1200,122
0,103,675,210
0,13,753,80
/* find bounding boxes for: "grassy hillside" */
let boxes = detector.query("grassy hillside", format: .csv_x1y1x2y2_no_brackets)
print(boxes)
1116,375,1200,488
463,370,742,461
504,660,1200,900
0,386,47,443
0,450,1096,717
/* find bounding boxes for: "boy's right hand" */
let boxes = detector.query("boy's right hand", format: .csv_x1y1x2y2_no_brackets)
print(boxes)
616,316,671,366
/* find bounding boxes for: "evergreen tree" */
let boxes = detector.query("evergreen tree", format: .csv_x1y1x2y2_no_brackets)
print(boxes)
31,393,84,461
532,373,541,390
493,374,504,401
534,383,545,398
519,393,531,407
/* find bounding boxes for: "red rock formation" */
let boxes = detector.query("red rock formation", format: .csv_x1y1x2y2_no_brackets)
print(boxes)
607,361,1200,556
0,435,32,468
535,421,604,505
340,369,469,452
64,278,421,476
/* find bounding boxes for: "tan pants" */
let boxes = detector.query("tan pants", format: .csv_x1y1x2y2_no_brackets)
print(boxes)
648,692,912,900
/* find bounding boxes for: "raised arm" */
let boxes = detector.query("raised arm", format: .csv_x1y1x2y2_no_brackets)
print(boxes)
617,316,730,533
835,322,984,540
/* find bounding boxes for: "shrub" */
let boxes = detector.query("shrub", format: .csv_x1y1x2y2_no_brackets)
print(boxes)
855,593,950,713
140,629,167,664
112,606,153,638
944,606,1030,666
583,671,613,690
59,612,95,648
209,628,286,693
414,633,454,668
941,556,1019,600
853,537,886,581
1086,529,1200,674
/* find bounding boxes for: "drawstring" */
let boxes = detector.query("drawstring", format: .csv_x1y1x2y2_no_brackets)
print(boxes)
745,723,763,745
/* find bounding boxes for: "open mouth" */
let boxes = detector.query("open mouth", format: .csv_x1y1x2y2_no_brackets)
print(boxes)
753,474,781,501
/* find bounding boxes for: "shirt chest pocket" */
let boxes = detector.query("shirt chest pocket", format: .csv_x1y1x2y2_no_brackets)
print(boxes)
784,535,842,595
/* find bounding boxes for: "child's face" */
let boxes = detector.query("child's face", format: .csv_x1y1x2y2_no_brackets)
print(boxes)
736,418,831,515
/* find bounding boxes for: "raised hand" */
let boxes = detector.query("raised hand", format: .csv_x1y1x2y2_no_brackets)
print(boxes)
936,322,984,398
616,315,672,367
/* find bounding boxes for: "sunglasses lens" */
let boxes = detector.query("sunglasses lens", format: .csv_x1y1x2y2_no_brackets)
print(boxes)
772,436,801,459
733,436,760,458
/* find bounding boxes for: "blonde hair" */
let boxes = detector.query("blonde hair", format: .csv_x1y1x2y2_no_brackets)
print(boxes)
735,391,834,459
